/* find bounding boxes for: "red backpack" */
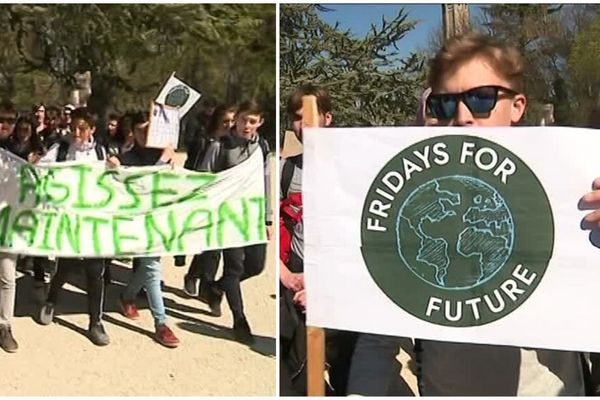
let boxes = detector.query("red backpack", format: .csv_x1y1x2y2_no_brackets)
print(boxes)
280,155,303,264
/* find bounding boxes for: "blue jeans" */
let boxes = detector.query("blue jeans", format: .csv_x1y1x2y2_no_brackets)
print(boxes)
123,257,166,327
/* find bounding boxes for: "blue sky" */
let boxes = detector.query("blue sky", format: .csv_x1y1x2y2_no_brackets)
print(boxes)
318,4,484,58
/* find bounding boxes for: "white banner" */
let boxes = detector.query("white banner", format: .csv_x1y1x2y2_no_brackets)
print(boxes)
0,148,266,257
304,126,600,352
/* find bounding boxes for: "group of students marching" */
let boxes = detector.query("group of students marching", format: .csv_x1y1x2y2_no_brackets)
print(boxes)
0,99,272,352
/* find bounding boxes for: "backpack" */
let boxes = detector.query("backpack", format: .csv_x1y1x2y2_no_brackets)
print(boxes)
279,155,303,264
57,140,105,162
258,135,270,162
184,135,211,171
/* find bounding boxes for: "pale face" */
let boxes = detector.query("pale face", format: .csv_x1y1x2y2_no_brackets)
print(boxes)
15,122,32,142
431,57,526,127
62,109,72,126
217,111,235,137
107,119,118,136
46,114,58,130
234,112,264,140
0,112,16,139
289,108,332,142
35,105,45,124
72,122,92,146
133,122,149,147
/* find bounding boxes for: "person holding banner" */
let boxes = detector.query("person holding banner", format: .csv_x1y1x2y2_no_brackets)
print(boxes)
413,32,586,396
5,116,44,164
0,101,21,353
37,109,111,347
38,106,64,150
183,103,237,306
199,100,272,344
0,253,18,353
582,107,600,395
280,85,365,396
107,110,180,349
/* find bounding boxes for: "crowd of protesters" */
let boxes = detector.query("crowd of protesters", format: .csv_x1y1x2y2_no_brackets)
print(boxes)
0,99,272,352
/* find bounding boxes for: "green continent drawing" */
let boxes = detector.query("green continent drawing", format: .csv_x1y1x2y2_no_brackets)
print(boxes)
396,175,514,290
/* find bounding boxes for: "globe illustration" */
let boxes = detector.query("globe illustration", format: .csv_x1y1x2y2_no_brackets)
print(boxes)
396,175,514,290
165,85,190,107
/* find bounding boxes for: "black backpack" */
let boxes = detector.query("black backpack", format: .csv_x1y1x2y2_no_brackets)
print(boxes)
184,135,210,171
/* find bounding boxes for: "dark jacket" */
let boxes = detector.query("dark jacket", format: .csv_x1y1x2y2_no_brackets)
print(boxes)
116,145,164,167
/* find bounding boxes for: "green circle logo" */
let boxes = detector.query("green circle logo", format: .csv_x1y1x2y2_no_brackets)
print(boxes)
360,135,554,327
165,85,190,107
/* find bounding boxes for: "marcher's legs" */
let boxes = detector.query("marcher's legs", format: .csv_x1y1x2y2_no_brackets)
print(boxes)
124,257,166,326
347,333,413,396
122,257,178,347
192,251,221,282
219,247,245,320
81,258,110,346
186,250,221,299
84,258,106,325
0,252,17,352
326,329,359,396
0,253,17,326
589,353,600,394
217,246,256,343
46,259,72,305
240,244,266,281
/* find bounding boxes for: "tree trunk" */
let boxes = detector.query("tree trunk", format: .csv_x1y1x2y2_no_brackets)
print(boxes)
87,74,114,118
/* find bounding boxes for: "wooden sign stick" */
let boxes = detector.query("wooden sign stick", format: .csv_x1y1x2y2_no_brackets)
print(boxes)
302,94,326,397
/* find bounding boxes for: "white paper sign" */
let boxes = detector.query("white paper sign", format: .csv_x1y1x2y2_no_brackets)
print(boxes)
0,147,266,257
146,103,180,148
155,73,202,118
303,126,600,353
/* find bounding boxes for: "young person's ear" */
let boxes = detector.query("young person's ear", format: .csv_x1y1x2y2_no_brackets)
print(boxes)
258,117,264,128
510,94,526,125
324,112,332,127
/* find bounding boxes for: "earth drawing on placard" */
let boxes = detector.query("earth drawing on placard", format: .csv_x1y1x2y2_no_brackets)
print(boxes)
164,84,190,107
396,175,515,290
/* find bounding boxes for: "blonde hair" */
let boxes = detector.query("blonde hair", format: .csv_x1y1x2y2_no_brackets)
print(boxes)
428,32,524,93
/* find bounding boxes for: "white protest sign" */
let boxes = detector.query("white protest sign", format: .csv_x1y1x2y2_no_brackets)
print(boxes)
303,126,600,352
0,147,266,257
146,103,181,148
155,73,202,118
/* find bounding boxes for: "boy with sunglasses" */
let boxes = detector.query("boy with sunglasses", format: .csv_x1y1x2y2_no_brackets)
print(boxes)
416,32,585,396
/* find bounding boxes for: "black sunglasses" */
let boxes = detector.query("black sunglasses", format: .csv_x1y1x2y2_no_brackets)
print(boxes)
426,85,519,120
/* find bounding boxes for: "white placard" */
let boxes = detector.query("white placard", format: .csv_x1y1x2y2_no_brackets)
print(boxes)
304,126,600,353
146,103,180,148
